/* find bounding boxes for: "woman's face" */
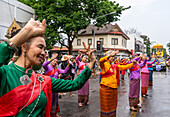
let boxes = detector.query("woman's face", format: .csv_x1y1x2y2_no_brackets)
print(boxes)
82,56,87,62
109,56,115,63
26,37,46,65
51,59,57,67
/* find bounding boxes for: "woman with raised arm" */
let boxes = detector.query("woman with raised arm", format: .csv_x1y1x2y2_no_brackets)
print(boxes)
43,53,70,117
141,55,156,97
99,50,136,117
0,18,96,117
76,50,89,107
128,55,147,111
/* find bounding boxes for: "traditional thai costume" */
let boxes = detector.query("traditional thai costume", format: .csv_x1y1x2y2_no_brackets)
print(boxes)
120,59,128,81
148,59,155,86
76,55,89,104
43,61,69,116
114,60,120,86
0,42,92,117
129,57,147,107
99,56,134,117
141,59,155,96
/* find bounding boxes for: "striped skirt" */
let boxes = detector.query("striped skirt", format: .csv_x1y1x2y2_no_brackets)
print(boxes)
100,85,118,117
149,70,153,86
141,73,149,95
129,79,140,107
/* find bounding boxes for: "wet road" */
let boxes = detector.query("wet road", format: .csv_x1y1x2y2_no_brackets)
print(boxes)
58,69,170,117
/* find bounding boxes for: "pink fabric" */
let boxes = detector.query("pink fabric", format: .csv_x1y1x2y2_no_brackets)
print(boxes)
141,73,149,87
76,55,89,95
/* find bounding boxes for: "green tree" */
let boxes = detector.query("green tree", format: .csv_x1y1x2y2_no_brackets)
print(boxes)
167,42,170,52
18,0,130,54
141,35,151,57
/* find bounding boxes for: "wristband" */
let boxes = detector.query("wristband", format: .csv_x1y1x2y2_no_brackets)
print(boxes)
4,39,18,52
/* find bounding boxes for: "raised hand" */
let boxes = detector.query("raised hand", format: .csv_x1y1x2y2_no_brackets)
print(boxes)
80,42,96,63
11,18,47,47
132,60,137,64
50,53,58,62
78,50,81,56
67,60,70,68
107,50,119,58
24,18,46,39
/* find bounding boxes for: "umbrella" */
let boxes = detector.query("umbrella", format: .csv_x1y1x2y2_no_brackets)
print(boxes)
153,44,163,48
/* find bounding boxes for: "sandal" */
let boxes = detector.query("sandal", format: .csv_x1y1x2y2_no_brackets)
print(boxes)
130,107,138,112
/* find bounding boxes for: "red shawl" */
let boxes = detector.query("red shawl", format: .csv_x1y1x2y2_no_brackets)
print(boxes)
0,71,52,117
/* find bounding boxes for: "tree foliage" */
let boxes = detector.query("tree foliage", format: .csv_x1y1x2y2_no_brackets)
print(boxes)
141,35,151,57
167,42,170,51
124,28,141,35
18,0,130,54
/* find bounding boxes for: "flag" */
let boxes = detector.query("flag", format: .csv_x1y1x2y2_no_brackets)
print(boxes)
161,50,164,57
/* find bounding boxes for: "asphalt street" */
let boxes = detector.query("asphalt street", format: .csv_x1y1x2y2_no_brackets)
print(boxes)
58,68,170,117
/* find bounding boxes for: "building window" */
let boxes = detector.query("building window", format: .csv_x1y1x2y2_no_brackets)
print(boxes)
111,38,118,45
124,40,127,48
88,38,92,45
136,44,140,51
99,38,104,45
77,39,81,46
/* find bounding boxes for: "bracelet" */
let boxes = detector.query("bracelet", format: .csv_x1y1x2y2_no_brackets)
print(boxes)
4,39,18,52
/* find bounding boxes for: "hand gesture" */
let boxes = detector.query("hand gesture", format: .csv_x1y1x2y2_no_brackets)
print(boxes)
67,60,70,68
107,50,119,58
78,50,81,56
50,53,58,62
24,18,46,41
132,60,137,64
80,42,96,63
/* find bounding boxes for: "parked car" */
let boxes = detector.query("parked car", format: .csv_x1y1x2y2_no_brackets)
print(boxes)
153,58,166,71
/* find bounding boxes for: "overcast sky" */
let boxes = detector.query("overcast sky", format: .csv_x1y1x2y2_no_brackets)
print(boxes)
113,0,170,49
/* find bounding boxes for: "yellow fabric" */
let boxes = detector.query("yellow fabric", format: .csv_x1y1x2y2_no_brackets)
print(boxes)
118,63,134,71
99,56,134,88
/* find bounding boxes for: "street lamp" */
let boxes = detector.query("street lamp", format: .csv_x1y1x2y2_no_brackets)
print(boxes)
91,12,115,49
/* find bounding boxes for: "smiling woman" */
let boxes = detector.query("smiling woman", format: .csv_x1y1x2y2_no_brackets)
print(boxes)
0,18,96,117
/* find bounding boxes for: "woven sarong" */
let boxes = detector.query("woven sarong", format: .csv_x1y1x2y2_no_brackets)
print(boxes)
100,85,117,117
129,79,140,107
149,70,153,86
141,73,149,95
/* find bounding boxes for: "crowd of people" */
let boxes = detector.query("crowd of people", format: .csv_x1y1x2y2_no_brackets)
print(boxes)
0,18,169,117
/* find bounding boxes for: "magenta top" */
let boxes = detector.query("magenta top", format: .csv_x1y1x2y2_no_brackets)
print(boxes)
76,56,88,74
43,61,69,79
141,59,155,74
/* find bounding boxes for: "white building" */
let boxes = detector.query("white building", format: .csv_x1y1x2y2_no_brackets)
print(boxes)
72,23,131,58
0,0,35,40
127,34,146,55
